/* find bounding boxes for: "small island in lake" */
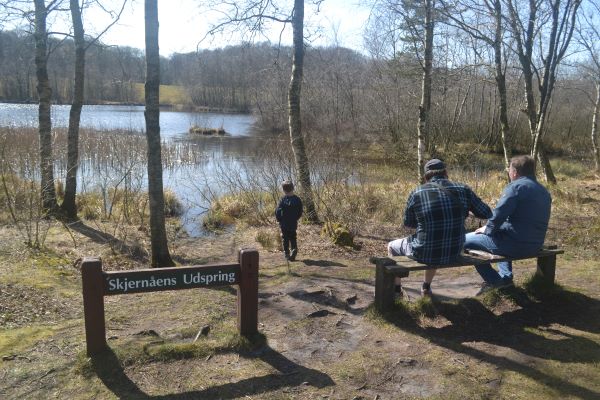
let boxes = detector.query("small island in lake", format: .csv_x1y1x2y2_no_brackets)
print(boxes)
189,125,226,135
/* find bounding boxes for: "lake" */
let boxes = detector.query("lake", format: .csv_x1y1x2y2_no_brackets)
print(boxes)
0,103,291,237
0,103,255,138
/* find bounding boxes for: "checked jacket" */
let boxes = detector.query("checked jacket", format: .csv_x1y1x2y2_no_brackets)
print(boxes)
404,176,492,265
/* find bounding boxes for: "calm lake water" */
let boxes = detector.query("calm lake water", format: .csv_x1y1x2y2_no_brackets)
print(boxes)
0,103,255,138
0,103,287,237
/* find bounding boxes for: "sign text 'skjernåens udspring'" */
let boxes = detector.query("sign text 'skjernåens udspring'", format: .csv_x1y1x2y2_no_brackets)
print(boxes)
103,264,240,295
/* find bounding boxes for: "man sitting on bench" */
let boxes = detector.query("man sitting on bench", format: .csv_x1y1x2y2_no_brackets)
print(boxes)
387,159,492,297
464,155,552,294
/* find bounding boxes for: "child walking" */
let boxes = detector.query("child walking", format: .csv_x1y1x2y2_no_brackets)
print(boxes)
275,180,303,261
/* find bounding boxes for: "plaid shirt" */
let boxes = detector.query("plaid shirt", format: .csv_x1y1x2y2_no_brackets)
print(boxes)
405,176,492,264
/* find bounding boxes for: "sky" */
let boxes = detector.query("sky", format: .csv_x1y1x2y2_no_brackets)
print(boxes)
82,0,373,56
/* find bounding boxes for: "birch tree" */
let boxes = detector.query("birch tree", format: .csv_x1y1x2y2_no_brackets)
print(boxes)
439,0,512,175
576,0,600,172
368,0,436,181
506,0,581,183
61,0,126,219
204,0,319,222
144,0,174,267
33,0,59,214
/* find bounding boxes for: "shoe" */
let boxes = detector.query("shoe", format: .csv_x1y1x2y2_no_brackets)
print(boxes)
421,286,433,297
284,253,290,260
289,249,297,261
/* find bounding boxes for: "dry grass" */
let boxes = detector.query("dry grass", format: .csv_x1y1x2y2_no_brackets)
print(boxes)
132,83,191,105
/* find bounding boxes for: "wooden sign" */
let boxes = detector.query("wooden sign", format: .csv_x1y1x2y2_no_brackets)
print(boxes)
103,264,241,295
82,248,259,356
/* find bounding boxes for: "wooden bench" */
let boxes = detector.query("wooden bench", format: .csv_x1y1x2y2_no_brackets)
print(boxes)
370,245,564,312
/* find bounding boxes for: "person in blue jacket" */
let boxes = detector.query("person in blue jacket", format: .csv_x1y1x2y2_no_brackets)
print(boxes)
275,180,303,261
464,155,552,293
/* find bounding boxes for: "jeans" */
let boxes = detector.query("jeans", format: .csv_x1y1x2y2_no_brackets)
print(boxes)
464,232,540,284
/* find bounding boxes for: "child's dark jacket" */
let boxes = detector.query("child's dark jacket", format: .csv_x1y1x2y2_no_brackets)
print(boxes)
275,194,303,231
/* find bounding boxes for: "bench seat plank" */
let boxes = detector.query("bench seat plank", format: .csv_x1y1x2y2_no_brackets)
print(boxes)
385,248,564,273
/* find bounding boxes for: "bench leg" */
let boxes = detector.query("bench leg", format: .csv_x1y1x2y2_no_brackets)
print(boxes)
375,262,396,312
536,254,556,284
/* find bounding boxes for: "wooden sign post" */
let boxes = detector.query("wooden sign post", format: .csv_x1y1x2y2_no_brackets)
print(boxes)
81,248,259,356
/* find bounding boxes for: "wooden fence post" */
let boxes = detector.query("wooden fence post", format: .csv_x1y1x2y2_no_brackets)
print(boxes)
81,257,107,356
237,248,259,336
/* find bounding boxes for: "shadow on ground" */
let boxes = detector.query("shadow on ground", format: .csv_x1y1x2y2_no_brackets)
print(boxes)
301,259,348,268
380,286,600,399
91,345,334,399
68,221,148,261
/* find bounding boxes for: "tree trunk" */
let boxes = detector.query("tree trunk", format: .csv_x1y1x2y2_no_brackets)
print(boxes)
61,0,85,219
537,146,556,183
144,0,174,267
417,0,434,182
492,0,511,180
591,82,600,172
507,0,561,184
288,0,318,223
34,0,58,214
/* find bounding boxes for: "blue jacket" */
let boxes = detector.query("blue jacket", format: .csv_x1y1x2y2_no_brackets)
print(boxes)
275,194,303,231
484,176,551,252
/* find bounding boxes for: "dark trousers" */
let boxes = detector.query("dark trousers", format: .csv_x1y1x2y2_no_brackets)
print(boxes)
281,229,297,257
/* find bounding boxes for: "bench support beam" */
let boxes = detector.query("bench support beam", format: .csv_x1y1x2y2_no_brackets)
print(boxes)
374,257,408,312
535,254,556,284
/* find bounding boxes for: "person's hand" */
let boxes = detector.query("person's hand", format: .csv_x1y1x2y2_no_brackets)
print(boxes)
474,226,486,234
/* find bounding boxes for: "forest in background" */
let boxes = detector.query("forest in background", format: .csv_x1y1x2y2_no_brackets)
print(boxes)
0,28,595,157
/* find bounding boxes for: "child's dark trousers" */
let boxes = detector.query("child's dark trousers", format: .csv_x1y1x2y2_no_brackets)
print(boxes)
281,229,298,260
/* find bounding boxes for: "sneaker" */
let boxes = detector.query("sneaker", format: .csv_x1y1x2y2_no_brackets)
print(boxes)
421,286,433,297
289,249,297,261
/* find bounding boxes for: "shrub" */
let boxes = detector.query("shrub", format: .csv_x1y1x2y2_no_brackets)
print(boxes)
321,222,354,247
205,192,274,227
219,195,250,219
255,228,279,250
163,189,184,217
77,192,103,220
202,209,234,232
